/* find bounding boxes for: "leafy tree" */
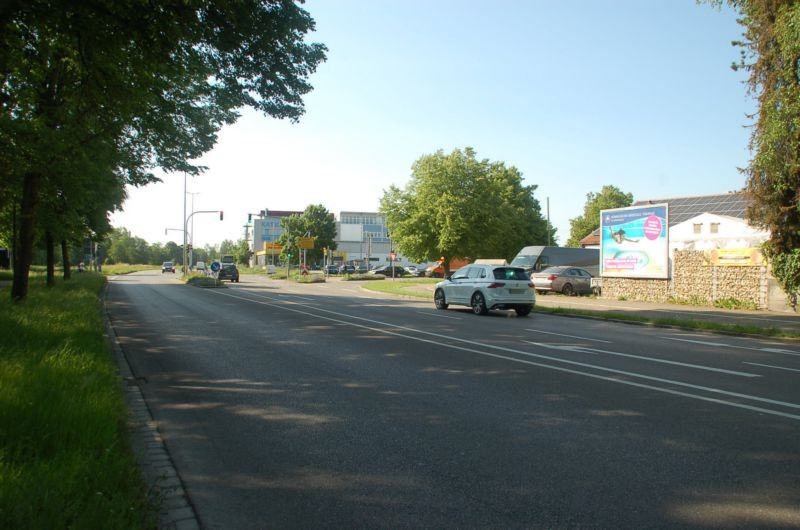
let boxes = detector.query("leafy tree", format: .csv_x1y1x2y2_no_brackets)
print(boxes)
1,1,326,300
710,1,800,299
714,1,800,299
566,185,634,247
277,205,337,265
380,147,551,276
233,239,252,266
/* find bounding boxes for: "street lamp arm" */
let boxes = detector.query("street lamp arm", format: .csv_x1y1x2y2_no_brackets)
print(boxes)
183,210,223,275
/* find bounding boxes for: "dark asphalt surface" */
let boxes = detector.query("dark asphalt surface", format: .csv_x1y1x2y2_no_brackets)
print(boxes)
106,272,800,529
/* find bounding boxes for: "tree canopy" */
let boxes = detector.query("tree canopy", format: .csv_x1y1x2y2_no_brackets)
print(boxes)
720,1,800,297
566,185,634,247
1,0,326,299
277,204,337,265
380,147,552,274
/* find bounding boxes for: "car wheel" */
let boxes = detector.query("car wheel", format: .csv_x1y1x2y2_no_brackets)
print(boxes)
471,292,488,315
515,305,532,317
562,283,575,296
434,289,449,310
536,290,545,295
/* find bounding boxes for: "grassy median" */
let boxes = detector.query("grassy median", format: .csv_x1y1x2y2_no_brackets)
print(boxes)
0,273,155,529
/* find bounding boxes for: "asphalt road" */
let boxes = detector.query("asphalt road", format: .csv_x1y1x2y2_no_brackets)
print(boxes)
106,271,800,529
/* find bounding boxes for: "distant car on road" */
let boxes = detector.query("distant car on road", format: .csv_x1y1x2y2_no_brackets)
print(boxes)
162,261,175,273
434,264,535,316
339,264,356,275
217,263,240,282
531,266,593,296
324,265,339,275
370,265,407,277
195,261,206,273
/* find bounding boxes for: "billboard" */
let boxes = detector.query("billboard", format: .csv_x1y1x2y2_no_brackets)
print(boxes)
600,204,669,279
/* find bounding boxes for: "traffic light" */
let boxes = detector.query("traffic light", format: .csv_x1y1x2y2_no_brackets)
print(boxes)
248,213,252,222
219,210,224,221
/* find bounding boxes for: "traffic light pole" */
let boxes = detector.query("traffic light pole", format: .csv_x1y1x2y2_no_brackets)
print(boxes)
183,210,223,275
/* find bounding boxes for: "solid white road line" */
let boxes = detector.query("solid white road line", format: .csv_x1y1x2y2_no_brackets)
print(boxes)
526,328,611,343
525,341,760,377
743,362,800,373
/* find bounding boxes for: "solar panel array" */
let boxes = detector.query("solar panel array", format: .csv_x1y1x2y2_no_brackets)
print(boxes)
632,192,749,226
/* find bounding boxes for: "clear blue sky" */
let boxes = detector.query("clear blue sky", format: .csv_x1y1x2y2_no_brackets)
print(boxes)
111,0,752,250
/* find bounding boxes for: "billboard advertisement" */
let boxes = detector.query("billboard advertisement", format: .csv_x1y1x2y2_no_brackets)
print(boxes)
600,204,669,279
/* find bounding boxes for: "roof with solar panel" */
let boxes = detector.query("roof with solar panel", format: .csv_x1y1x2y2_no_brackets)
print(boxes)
579,191,750,246
632,192,748,227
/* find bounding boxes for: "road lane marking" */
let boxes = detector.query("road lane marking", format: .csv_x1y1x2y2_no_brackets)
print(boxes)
525,342,759,377
759,347,800,356
663,336,800,356
209,290,800,421
278,294,314,301
662,337,729,347
418,311,462,320
525,329,611,343
744,362,800,373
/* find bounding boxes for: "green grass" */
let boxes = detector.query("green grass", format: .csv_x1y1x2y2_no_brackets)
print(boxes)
531,305,794,338
184,273,225,287
101,263,159,275
361,279,797,338
0,273,155,529
360,278,438,297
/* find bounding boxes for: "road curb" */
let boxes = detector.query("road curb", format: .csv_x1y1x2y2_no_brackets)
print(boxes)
102,283,201,530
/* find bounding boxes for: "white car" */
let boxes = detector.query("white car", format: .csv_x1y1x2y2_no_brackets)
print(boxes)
433,264,535,316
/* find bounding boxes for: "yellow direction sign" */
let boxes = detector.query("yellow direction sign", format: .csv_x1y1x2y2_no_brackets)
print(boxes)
298,237,315,250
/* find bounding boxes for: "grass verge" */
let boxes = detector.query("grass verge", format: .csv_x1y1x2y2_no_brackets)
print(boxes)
101,264,159,275
531,305,793,338
0,273,155,529
361,280,795,338
360,278,438,297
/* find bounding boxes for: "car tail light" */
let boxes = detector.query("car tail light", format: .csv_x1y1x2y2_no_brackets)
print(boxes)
487,282,505,288
528,283,535,288
547,275,557,281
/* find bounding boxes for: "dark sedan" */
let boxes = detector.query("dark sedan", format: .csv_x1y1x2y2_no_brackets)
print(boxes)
217,263,240,283
369,265,407,277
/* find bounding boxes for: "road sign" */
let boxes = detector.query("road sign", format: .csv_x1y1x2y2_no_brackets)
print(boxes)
210,261,221,272
298,237,315,250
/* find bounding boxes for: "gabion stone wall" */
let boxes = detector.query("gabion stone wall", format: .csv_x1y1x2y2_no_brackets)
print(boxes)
600,250,767,308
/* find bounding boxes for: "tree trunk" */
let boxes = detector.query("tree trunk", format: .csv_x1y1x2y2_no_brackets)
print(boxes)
45,230,55,287
11,172,40,301
62,239,71,279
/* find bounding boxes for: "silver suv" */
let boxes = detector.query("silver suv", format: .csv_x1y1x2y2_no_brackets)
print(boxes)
434,265,535,316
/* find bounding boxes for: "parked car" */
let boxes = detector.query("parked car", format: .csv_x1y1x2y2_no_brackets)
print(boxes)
370,265,407,277
434,264,535,316
425,258,471,278
530,266,593,296
405,265,420,276
339,264,356,275
324,264,340,275
217,263,240,282
162,261,175,273
355,264,369,273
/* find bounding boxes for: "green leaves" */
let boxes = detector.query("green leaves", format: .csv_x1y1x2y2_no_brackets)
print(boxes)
381,147,550,268
1,1,327,299
566,185,633,247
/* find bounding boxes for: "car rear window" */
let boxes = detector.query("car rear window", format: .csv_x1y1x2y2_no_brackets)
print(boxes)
493,267,529,281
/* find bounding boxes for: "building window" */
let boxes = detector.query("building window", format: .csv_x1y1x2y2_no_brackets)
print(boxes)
693,223,702,234
710,223,720,234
